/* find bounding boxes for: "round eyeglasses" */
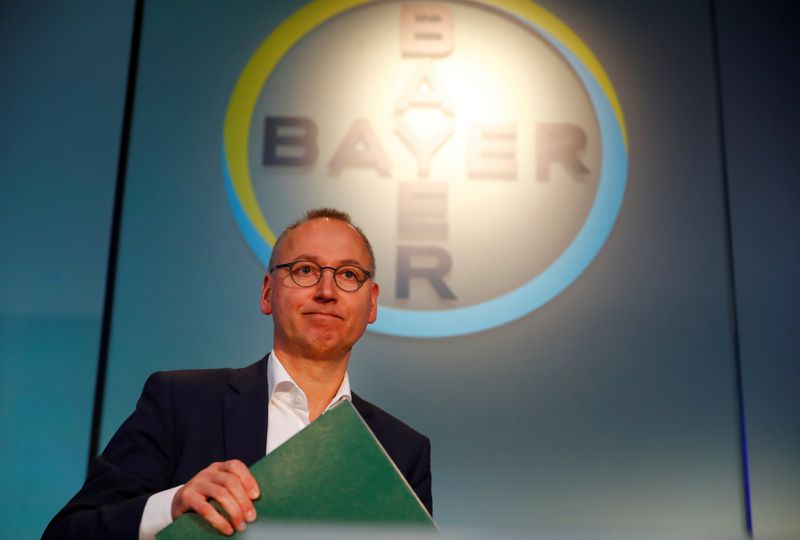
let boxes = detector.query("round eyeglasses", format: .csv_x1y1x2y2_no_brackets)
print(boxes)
270,260,372,292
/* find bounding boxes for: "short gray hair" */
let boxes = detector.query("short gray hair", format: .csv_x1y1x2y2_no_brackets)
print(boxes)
268,208,376,274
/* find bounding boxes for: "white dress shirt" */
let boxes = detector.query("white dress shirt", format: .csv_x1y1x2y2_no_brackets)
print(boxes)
138,351,351,540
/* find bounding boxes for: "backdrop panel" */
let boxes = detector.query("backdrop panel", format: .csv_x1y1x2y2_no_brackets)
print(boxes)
99,1,745,536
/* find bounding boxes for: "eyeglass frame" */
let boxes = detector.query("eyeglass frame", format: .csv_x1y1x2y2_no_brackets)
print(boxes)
269,259,373,291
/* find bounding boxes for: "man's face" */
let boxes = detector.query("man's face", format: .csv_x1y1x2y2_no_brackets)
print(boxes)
260,218,379,362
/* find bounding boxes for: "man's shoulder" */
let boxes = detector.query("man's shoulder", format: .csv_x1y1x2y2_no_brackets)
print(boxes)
350,392,432,514
352,393,429,447
142,356,267,398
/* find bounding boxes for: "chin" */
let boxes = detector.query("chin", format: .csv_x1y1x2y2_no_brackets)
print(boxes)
301,337,347,359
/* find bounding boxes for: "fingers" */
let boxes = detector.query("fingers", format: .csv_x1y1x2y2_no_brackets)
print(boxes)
207,469,255,526
222,459,260,500
171,460,260,536
192,494,237,536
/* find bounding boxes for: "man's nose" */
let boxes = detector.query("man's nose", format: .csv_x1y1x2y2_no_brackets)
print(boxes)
314,268,338,298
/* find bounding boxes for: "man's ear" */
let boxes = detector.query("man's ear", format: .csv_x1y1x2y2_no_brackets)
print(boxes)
260,273,273,315
367,281,379,324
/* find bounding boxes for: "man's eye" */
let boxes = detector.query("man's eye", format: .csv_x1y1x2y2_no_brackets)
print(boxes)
296,264,316,275
338,268,362,281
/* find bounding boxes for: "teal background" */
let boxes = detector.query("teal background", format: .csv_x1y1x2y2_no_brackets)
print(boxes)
1,2,133,538
1,1,797,538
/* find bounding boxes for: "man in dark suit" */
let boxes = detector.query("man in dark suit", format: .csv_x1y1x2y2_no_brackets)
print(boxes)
44,208,432,539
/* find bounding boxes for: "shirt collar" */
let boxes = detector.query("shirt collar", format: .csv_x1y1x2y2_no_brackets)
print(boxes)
267,350,351,410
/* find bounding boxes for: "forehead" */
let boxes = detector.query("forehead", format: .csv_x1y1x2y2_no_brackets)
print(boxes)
278,218,371,266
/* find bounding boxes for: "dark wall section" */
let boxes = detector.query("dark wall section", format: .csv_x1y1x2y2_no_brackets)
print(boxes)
0,2,134,537
716,1,800,538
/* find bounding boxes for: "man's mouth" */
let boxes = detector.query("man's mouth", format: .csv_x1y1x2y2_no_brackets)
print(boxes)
303,311,343,320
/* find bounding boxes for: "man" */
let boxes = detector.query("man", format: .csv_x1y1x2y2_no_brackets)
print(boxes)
44,208,432,539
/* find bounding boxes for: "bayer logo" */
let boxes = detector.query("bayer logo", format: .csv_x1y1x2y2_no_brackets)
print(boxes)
224,1,628,337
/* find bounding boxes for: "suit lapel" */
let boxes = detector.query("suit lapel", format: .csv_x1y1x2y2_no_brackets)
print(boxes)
223,355,270,466
351,392,374,421
222,359,371,465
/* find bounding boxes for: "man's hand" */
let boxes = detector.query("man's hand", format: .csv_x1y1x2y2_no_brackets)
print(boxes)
171,459,260,536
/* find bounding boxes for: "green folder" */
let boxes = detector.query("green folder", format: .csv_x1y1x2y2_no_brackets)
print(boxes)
157,400,434,539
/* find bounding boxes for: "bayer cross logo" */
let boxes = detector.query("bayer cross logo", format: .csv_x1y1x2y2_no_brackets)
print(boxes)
223,1,628,338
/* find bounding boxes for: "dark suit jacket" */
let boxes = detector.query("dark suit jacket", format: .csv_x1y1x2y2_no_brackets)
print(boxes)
43,356,432,539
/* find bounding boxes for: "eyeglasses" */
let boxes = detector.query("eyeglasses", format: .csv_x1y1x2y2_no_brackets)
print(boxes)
270,260,372,292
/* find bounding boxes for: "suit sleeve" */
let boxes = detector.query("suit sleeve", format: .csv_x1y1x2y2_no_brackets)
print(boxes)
408,436,433,516
43,373,179,540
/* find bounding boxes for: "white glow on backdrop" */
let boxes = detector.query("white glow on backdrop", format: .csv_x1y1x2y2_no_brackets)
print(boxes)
248,1,600,311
